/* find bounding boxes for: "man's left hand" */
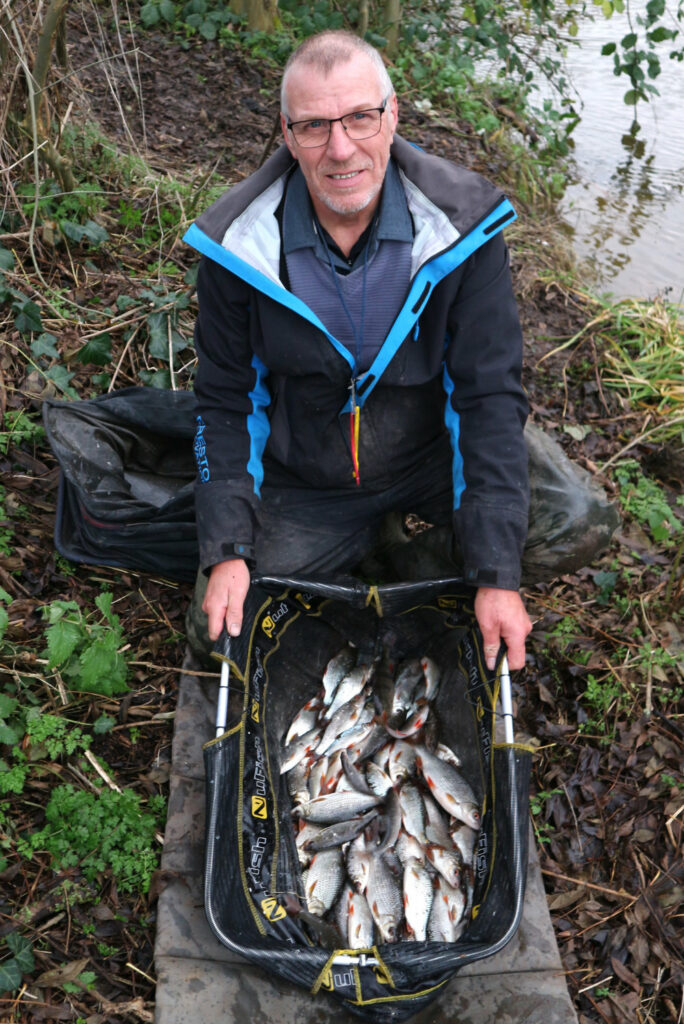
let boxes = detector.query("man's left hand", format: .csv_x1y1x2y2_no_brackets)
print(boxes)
475,587,532,671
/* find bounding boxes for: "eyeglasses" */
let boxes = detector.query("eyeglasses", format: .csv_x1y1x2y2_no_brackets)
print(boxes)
286,99,388,148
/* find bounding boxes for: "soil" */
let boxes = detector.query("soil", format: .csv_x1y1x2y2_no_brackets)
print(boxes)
0,8,682,1024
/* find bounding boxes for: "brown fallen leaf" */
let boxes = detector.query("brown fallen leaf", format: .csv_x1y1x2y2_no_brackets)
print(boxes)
34,957,90,988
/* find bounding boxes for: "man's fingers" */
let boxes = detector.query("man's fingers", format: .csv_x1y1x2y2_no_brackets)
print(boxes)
203,558,251,642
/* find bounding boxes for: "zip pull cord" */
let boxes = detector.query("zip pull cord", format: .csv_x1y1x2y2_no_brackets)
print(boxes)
319,226,370,486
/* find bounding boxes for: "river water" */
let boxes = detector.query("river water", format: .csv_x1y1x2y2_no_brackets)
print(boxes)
548,7,684,303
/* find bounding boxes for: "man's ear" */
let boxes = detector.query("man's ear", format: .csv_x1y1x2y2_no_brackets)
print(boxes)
388,93,399,140
281,114,297,158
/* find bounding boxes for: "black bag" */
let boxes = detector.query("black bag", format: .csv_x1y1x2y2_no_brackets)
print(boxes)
203,575,531,1023
42,387,198,582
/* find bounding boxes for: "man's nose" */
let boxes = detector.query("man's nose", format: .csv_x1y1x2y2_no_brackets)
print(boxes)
325,119,357,160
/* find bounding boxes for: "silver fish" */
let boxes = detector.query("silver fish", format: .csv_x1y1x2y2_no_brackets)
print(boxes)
423,790,452,848
391,659,423,717
427,875,456,942
347,889,375,949
305,848,345,916
325,666,372,720
323,719,374,758
398,780,428,845
420,656,441,701
346,832,373,894
316,693,367,755
297,790,382,824
308,754,329,800
375,787,403,855
415,747,481,830
322,645,357,706
426,842,462,889
366,761,393,798
295,821,324,867
287,756,312,806
341,749,373,795
384,700,430,740
435,741,462,769
284,695,323,746
280,726,322,774
450,821,479,867
395,829,427,867
305,809,380,852
387,740,417,784
366,853,404,943
403,857,434,941
335,882,354,941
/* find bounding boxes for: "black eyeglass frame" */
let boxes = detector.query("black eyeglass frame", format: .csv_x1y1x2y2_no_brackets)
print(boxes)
286,98,389,148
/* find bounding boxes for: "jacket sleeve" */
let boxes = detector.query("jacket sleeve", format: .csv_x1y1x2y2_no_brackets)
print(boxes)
444,233,529,591
192,255,271,573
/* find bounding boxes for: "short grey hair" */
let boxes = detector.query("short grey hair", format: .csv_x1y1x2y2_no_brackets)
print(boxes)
281,30,394,118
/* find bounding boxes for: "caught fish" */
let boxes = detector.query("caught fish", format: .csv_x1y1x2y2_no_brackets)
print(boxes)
304,808,380,852
346,832,373,894
285,695,323,746
426,841,462,889
347,889,375,949
366,853,404,943
316,693,368,755
415,747,481,830
391,659,423,718
325,665,372,720
387,740,417,784
384,700,430,740
366,761,393,798
341,749,374,795
297,789,382,824
322,645,357,706
280,726,322,774
398,780,428,845
305,848,346,917
403,857,434,941
420,656,441,701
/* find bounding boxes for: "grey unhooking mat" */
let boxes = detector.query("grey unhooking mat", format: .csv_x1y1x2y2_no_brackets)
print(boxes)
203,575,532,1023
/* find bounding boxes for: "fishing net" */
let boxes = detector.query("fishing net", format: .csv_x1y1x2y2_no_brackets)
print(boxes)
204,574,532,1023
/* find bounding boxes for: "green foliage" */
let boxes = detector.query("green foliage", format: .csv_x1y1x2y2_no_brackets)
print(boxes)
613,459,682,546
0,586,11,642
0,409,45,454
26,714,92,760
16,180,109,249
0,932,35,994
530,787,562,844
42,593,130,697
28,784,163,894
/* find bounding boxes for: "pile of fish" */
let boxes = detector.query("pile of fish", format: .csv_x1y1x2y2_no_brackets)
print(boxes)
280,642,482,948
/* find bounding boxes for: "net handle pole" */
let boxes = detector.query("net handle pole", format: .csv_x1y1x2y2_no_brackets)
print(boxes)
499,654,515,745
212,627,231,738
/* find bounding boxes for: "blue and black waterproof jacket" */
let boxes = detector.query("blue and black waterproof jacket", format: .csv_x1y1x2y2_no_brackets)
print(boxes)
184,135,530,590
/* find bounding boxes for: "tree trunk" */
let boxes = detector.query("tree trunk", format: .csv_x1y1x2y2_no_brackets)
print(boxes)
384,0,401,58
242,0,279,33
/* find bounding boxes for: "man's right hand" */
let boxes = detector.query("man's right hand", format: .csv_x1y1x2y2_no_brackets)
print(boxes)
202,558,251,641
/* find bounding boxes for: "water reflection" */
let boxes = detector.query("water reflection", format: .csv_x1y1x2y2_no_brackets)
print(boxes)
554,8,684,302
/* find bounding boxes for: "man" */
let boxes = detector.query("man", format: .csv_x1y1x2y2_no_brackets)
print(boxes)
183,30,536,670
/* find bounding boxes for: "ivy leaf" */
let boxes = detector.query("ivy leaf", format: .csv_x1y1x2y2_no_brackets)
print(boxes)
0,722,20,746
6,933,34,974
0,695,18,718
0,607,8,644
44,365,78,398
46,618,82,668
30,332,60,359
159,0,176,20
60,220,109,246
14,301,43,334
77,333,112,366
140,1,160,25
93,714,115,735
0,247,14,271
0,957,22,993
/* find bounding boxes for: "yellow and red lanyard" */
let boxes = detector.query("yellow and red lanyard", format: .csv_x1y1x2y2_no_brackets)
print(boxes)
320,223,370,487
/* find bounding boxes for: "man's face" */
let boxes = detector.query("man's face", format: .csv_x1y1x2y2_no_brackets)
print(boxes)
281,53,398,223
